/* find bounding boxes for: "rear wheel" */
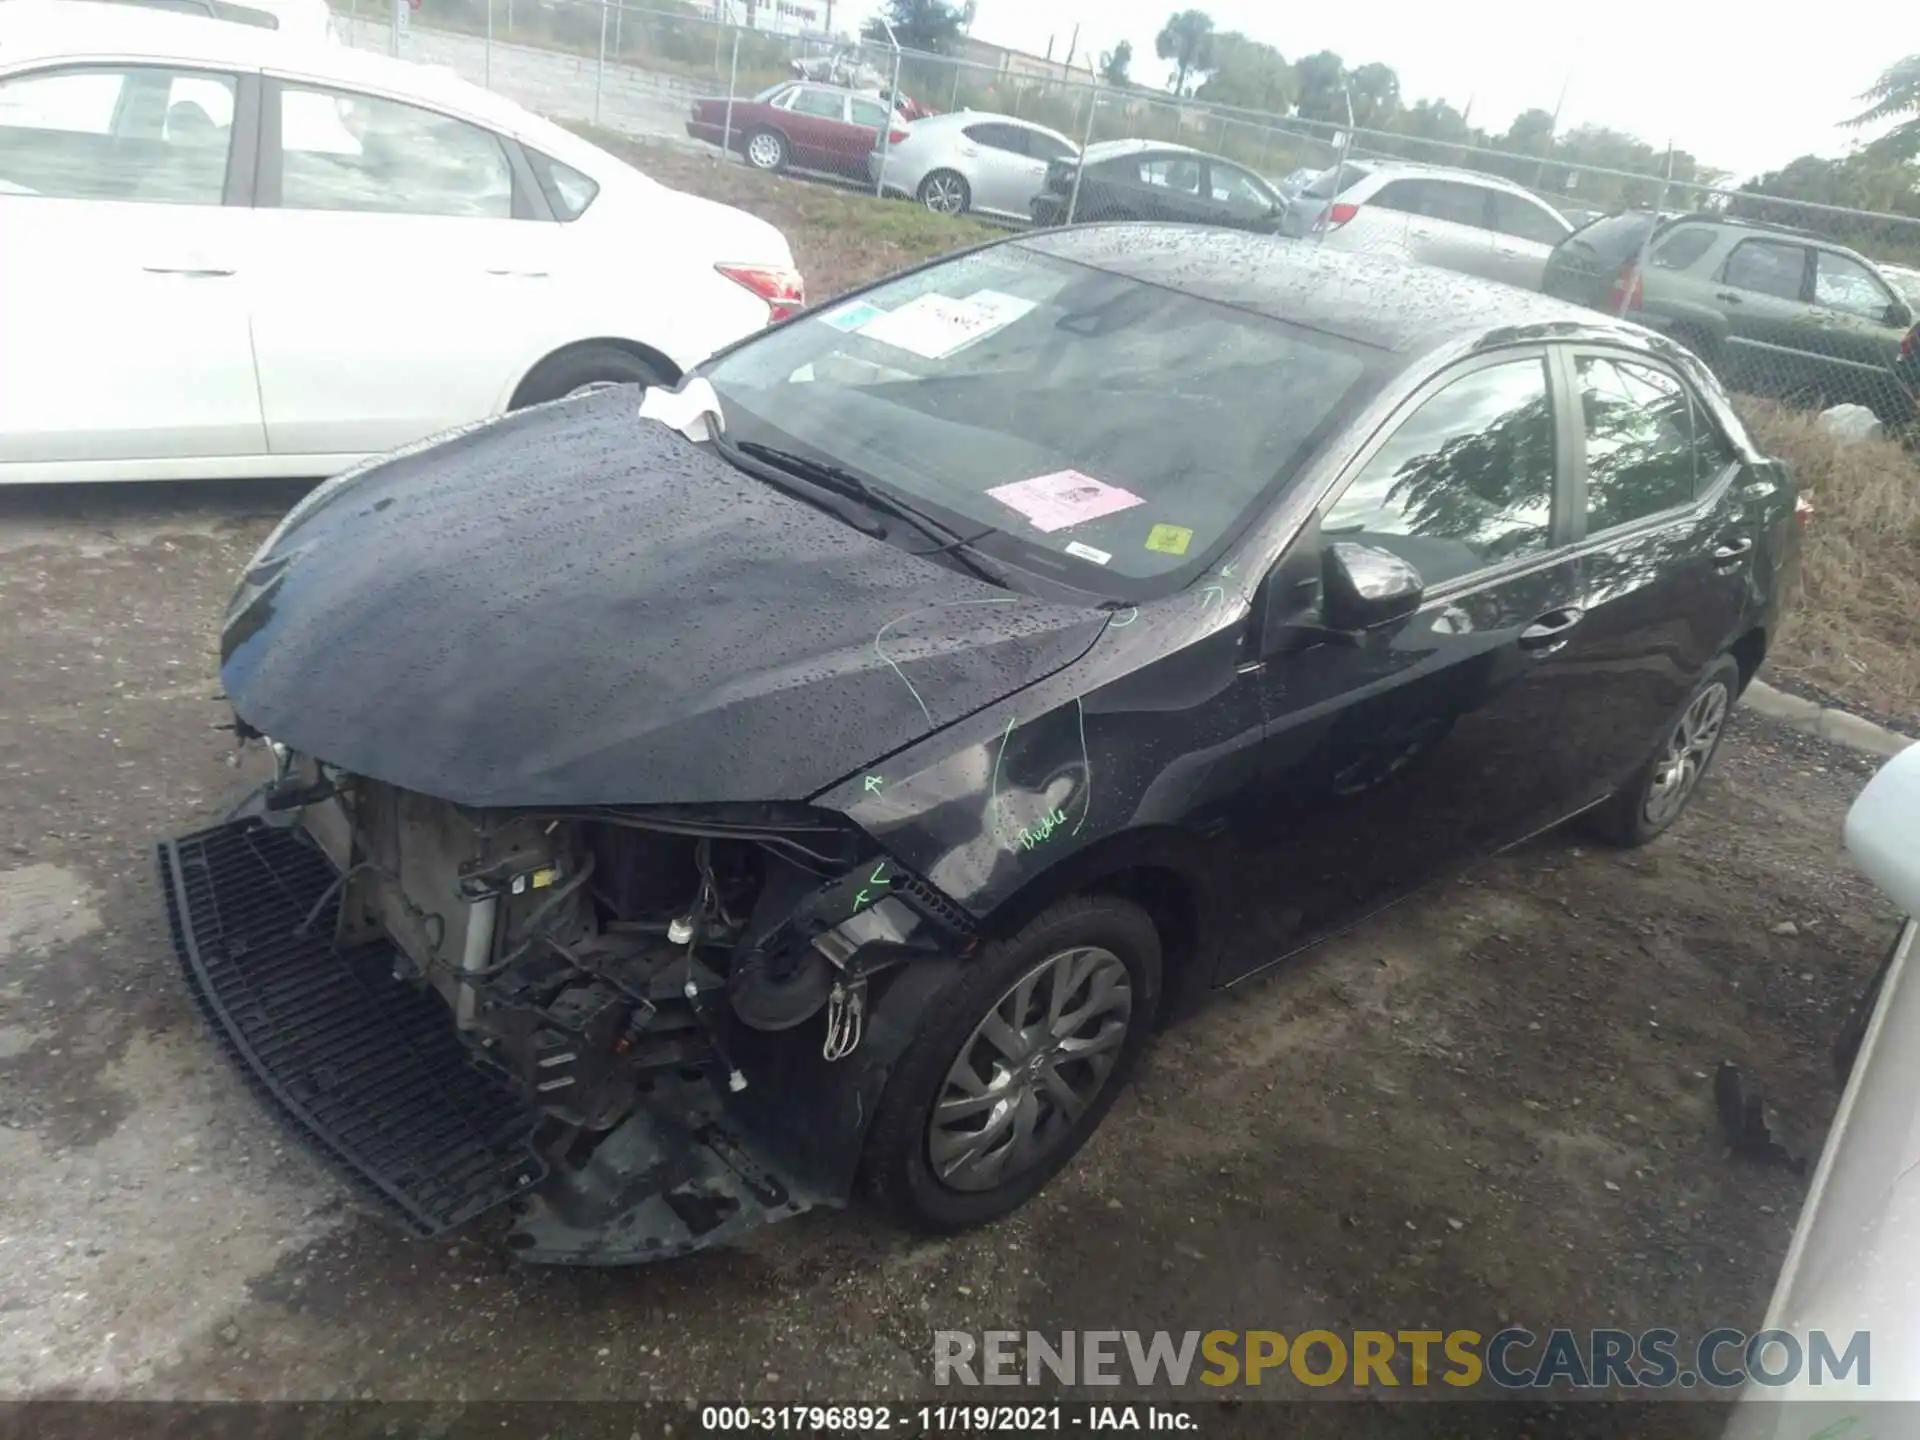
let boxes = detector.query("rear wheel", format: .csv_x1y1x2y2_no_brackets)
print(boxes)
861,895,1161,1231
510,345,666,409
917,169,970,215
744,128,788,173
1580,655,1740,847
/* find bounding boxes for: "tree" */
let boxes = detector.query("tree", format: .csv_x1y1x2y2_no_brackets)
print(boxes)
1292,50,1347,124
1098,39,1133,88
1194,32,1293,111
1154,9,1216,96
1346,61,1401,129
861,0,964,52
1500,107,1556,156
1848,56,1920,160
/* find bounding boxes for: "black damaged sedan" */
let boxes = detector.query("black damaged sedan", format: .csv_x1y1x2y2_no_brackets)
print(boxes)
165,226,1799,1262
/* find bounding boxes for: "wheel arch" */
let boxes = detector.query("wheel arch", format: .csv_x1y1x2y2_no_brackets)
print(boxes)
741,121,791,160
504,337,683,411
970,826,1226,1023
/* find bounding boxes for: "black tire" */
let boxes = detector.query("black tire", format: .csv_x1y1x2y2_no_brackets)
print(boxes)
861,894,1162,1232
743,127,789,173
1579,655,1741,847
510,344,665,409
916,169,970,215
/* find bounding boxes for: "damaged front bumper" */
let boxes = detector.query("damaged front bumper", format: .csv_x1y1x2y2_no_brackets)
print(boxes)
157,816,829,1262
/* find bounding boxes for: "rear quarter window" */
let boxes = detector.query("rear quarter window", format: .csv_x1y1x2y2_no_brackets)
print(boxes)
1563,211,1656,258
1304,162,1369,200
527,149,598,220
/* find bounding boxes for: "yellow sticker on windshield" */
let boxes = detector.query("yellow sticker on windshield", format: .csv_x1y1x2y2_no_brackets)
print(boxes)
1145,524,1193,556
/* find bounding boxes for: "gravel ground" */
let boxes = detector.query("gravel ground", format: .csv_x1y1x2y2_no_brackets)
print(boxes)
0,479,1904,1432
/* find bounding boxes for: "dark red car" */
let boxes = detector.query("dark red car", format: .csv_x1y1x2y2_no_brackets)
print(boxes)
686,81,907,178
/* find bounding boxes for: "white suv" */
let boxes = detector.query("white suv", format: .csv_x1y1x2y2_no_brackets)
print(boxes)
1282,160,1573,291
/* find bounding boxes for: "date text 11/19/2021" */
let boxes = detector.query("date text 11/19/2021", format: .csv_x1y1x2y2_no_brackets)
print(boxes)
700,1404,1198,1433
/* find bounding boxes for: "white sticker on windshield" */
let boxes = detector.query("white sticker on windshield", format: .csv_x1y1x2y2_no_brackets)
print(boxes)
1064,540,1112,565
820,300,886,332
856,290,1031,360
988,471,1146,532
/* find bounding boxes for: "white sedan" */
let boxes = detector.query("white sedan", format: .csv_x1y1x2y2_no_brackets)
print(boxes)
0,1,803,482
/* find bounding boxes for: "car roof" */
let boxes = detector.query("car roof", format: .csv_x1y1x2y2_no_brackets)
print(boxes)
1351,159,1551,201
0,0,580,148
1020,223,1650,356
1082,138,1208,161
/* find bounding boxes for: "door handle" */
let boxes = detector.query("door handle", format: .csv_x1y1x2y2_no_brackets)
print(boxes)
1518,606,1585,653
1715,291,1744,304
1712,536,1754,566
486,267,549,278
143,263,235,277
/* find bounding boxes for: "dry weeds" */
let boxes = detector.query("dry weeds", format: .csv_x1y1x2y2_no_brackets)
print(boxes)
1738,399,1920,727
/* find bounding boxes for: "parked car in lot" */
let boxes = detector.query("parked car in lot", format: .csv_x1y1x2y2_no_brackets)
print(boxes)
870,110,1076,220
1725,740,1920,1419
1282,158,1575,290
165,225,1798,1263
686,80,906,178
1541,213,1918,424
1029,139,1284,231
0,1,802,483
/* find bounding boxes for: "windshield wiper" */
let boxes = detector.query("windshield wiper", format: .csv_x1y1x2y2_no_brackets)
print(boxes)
732,440,1013,588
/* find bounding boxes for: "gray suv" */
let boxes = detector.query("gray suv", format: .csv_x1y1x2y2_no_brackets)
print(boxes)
1543,214,1917,423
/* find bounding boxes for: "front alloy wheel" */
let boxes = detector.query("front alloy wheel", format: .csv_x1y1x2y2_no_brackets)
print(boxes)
919,171,968,214
928,946,1132,1192
861,894,1161,1231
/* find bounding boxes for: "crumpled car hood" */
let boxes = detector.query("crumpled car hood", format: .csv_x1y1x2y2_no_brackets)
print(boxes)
219,389,1106,807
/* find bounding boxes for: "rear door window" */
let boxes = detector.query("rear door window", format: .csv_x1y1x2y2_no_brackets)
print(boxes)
789,89,847,121
1721,239,1808,302
1321,358,1557,586
1304,161,1370,199
277,85,513,218
1025,129,1075,161
1139,155,1203,193
1207,160,1273,217
1576,356,1713,531
848,96,890,130
963,121,1028,155
1650,224,1716,270
1373,177,1489,229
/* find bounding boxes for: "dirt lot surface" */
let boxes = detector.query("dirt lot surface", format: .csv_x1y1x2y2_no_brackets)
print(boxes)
0,479,1903,1432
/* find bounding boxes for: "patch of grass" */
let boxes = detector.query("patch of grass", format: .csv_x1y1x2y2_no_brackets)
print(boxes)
564,124,994,299
1737,398,1920,725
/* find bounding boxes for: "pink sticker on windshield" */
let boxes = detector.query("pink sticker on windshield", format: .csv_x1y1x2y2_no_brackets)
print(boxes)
987,471,1146,532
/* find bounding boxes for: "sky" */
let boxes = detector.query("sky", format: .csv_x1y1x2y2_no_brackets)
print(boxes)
850,0,1904,182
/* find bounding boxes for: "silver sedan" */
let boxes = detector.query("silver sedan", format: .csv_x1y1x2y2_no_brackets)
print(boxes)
869,111,1078,222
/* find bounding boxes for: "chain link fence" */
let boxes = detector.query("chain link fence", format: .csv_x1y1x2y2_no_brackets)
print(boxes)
335,0,1920,434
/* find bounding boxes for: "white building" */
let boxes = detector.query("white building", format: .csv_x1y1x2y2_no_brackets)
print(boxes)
713,0,824,36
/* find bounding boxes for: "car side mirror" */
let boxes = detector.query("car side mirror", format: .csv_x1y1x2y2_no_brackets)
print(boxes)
1322,542,1424,633
1886,301,1914,330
